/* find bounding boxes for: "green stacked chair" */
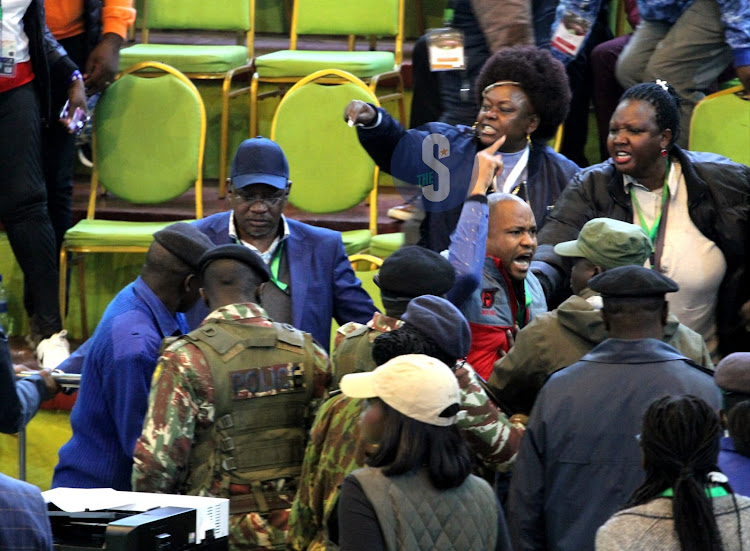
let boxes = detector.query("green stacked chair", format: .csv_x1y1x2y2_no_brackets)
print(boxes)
270,69,384,255
250,0,405,137
119,0,255,197
59,62,205,337
689,85,750,165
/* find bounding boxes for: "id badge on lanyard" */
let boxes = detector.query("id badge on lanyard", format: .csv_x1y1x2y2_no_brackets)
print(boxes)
0,2,18,78
426,27,465,72
550,10,591,57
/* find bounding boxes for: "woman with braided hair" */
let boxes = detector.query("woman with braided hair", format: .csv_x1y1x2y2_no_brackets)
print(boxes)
596,395,750,551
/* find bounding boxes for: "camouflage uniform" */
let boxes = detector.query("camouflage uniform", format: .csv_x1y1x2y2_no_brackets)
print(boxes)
286,360,523,551
132,303,330,551
332,312,403,383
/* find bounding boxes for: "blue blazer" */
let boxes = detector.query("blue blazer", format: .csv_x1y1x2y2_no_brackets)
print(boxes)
191,212,376,350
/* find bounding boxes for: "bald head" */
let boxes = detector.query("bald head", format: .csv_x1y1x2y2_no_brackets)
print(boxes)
486,193,537,281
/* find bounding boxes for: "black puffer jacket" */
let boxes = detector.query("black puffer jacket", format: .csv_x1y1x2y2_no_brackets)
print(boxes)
533,146,750,356
21,0,79,124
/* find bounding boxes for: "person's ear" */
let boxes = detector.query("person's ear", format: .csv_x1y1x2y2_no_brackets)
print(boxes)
662,300,670,326
526,114,540,135
183,273,196,294
285,182,293,197
720,409,729,431
200,287,209,307
660,129,673,151
592,264,602,276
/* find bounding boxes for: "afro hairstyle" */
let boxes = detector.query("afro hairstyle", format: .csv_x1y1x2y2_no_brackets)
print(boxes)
475,46,571,141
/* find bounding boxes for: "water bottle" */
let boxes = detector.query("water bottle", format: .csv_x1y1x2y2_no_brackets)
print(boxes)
0,274,9,336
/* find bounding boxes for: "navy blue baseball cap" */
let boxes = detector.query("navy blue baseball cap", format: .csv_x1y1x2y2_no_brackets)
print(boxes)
230,137,289,190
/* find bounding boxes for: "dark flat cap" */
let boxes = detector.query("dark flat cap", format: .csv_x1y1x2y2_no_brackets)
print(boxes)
715,353,750,394
198,244,270,282
401,295,471,360
376,246,455,301
153,222,215,270
588,265,679,298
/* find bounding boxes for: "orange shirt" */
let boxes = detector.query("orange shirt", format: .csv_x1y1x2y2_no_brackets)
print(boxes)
45,0,135,41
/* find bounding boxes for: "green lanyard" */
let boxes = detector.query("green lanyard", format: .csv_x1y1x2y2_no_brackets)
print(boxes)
630,160,671,245
660,486,728,498
269,241,288,292
515,281,532,327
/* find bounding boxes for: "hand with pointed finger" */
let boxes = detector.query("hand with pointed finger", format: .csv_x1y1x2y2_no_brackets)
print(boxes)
468,135,505,197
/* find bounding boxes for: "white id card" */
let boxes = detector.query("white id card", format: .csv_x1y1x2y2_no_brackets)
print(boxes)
550,11,591,57
0,39,17,78
427,28,465,71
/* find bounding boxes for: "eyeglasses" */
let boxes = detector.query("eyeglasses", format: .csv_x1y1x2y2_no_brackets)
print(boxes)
231,189,286,207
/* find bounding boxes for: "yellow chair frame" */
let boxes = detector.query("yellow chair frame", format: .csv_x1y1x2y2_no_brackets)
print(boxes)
349,253,383,271
270,68,380,240
689,84,750,163
134,0,255,198
59,61,206,337
250,0,406,139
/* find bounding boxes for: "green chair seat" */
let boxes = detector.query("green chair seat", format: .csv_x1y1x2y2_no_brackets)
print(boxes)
369,232,404,258
255,50,395,78
119,44,249,74
64,219,194,248
341,229,372,255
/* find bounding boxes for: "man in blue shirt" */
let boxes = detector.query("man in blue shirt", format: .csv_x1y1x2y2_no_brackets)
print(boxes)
714,352,750,496
52,222,214,490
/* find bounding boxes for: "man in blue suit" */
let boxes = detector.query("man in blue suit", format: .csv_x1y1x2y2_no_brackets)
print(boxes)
0,473,52,550
192,138,376,350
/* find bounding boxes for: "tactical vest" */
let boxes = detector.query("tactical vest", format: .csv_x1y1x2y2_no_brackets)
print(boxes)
332,324,379,384
353,467,498,551
181,319,315,510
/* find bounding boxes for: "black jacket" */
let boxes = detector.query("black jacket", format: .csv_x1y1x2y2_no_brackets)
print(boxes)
534,147,750,355
21,0,79,124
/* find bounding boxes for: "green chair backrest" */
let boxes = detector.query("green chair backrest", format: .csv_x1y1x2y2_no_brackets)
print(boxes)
271,70,379,214
94,65,204,204
143,0,251,32
689,86,750,166
294,0,400,37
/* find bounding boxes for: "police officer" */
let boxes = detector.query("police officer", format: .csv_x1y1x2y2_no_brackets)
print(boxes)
333,245,455,384
133,244,330,551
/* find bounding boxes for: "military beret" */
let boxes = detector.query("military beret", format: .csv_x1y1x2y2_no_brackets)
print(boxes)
588,265,679,298
554,218,652,271
714,353,750,395
153,222,215,271
401,295,471,360
376,246,455,301
198,244,270,282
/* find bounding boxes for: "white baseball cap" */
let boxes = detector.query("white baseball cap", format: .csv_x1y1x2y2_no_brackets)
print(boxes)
340,354,461,427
